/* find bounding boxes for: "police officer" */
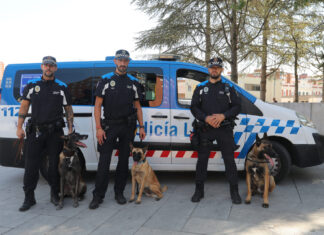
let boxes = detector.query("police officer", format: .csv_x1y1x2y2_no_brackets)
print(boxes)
17,56,74,211
89,49,146,209
190,57,242,204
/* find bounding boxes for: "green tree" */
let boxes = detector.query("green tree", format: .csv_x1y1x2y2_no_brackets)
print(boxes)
131,0,277,83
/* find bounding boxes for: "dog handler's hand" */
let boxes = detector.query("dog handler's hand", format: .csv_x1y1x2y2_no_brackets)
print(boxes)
212,114,225,128
139,127,146,140
96,128,106,145
16,127,25,139
205,115,218,128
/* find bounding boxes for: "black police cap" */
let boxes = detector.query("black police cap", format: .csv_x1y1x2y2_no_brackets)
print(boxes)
115,49,130,60
42,56,57,65
208,57,223,68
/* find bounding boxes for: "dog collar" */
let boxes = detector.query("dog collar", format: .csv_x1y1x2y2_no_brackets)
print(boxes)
63,148,74,157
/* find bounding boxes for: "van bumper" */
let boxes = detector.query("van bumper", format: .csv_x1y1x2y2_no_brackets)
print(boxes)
293,133,324,167
0,138,25,168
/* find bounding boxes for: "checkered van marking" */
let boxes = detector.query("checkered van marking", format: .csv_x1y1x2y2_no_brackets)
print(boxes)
235,116,301,159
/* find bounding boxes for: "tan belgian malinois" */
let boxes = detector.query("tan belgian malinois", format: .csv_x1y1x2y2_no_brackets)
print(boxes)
129,143,167,204
245,133,276,208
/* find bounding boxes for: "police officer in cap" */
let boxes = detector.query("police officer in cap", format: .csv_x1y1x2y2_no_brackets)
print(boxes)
17,56,74,211
190,57,242,204
89,49,146,209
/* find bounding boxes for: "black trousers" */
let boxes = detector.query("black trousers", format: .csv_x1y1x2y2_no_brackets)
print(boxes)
93,123,136,199
23,129,63,196
195,127,238,185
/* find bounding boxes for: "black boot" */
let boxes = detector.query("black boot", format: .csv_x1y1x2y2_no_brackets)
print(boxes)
191,182,204,203
19,192,36,212
50,190,60,206
115,192,127,205
89,196,103,209
230,184,242,204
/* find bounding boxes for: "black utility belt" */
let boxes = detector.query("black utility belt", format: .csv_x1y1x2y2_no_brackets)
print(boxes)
101,113,137,129
26,119,65,135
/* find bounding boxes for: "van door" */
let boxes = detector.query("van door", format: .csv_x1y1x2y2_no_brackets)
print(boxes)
54,66,98,171
93,63,171,167
170,65,246,167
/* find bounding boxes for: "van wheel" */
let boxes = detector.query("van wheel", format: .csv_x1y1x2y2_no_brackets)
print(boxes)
270,141,291,183
40,152,49,182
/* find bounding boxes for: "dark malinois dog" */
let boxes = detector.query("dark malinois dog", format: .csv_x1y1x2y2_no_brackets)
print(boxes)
57,132,88,210
129,143,167,204
245,133,277,208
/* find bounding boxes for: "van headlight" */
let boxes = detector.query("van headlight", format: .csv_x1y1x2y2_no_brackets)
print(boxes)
296,112,316,128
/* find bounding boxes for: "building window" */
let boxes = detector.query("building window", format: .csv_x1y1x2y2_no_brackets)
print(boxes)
244,84,260,91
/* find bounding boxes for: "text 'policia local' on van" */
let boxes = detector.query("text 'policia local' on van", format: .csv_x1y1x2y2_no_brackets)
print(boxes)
1,55,324,182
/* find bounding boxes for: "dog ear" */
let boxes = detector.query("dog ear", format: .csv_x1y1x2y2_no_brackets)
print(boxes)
143,145,149,154
263,132,268,139
255,134,261,147
129,142,134,151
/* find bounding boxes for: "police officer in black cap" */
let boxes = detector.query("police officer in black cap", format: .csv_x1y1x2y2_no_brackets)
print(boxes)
89,49,146,209
190,57,242,204
17,56,74,211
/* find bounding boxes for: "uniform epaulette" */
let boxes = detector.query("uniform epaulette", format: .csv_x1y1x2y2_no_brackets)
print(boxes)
127,74,139,82
197,80,208,87
27,78,41,84
55,79,67,87
102,72,114,79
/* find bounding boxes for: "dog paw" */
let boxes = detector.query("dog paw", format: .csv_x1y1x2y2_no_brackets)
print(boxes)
245,200,251,204
56,205,63,210
135,200,141,204
262,203,269,208
73,202,79,208
129,198,135,203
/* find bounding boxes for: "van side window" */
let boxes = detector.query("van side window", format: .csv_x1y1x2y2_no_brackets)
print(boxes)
240,95,263,116
14,68,94,105
176,69,209,108
94,67,163,107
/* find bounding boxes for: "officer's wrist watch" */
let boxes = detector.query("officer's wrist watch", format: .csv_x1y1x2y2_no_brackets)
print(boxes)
139,125,145,129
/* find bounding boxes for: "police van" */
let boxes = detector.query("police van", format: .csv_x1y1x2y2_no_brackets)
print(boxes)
1,55,323,182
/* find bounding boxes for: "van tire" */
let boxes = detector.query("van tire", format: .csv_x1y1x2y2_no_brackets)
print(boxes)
270,141,291,183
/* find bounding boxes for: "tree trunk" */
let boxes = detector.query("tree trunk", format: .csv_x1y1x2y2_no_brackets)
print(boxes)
294,42,299,102
260,16,269,102
230,0,238,83
322,65,324,103
205,0,211,66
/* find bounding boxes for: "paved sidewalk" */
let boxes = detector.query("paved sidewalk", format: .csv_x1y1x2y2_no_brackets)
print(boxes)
0,164,324,235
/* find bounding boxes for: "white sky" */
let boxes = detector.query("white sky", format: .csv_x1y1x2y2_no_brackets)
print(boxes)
0,0,320,76
0,0,158,65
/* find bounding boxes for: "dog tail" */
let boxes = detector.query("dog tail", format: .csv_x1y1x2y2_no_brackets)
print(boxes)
161,185,168,193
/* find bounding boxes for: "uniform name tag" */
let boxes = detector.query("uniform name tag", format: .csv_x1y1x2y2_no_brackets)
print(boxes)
127,85,132,89
219,91,224,95
53,91,60,95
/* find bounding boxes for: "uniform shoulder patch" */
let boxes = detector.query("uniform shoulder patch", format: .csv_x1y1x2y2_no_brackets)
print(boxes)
197,80,208,87
102,72,114,80
55,78,68,87
127,74,139,82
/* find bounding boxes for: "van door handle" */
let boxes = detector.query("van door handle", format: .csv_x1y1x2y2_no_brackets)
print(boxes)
151,115,168,119
173,116,190,120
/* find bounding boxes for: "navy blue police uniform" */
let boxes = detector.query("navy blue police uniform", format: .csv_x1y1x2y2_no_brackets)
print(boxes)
22,76,71,202
92,71,139,201
190,57,242,204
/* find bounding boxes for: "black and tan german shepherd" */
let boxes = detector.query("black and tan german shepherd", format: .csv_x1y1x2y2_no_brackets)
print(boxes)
245,133,277,208
57,132,88,210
